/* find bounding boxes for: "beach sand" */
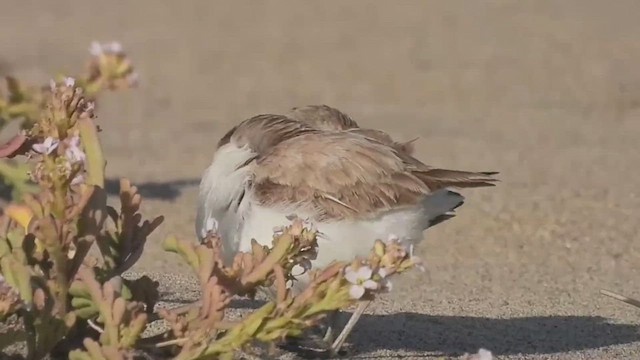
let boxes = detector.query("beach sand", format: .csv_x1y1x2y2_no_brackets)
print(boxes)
2,1,640,358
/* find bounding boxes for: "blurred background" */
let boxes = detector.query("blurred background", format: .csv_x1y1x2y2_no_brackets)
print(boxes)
2,1,640,358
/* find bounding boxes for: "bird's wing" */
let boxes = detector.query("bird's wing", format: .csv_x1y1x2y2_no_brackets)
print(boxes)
253,131,498,221
345,128,418,156
253,132,424,220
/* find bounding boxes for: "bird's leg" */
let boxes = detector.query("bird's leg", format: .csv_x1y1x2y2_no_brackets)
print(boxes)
302,309,341,351
280,310,338,352
330,300,371,355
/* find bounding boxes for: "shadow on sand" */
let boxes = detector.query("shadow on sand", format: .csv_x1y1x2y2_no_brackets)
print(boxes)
105,177,199,201
157,293,640,357
0,177,199,202
333,312,639,358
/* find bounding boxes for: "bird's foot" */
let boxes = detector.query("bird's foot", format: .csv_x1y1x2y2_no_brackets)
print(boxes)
278,334,350,359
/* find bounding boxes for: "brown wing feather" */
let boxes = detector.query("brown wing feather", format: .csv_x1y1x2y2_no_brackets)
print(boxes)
414,169,499,190
253,132,430,220
253,130,498,220
346,128,418,155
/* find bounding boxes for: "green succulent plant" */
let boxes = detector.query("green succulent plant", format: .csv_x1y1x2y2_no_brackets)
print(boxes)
0,42,421,360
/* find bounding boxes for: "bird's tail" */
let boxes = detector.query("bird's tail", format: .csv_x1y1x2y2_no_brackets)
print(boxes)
415,169,499,190
419,188,466,229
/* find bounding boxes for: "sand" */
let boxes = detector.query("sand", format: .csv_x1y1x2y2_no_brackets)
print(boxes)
2,1,640,358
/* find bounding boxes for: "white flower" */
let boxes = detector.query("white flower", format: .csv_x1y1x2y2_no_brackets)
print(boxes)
89,41,103,56
64,136,86,164
89,41,124,56
85,101,95,112
70,174,84,186
106,41,123,54
477,349,493,360
126,72,140,87
64,77,75,87
32,137,59,155
49,79,57,91
468,348,493,360
344,265,378,299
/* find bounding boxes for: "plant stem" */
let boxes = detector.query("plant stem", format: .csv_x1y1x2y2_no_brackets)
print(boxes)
240,234,294,286
77,118,105,188
600,289,640,309
154,338,187,348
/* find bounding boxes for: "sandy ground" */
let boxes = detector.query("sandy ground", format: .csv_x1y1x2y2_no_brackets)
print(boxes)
2,1,640,358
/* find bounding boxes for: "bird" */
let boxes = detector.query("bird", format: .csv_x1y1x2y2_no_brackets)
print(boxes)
196,105,498,355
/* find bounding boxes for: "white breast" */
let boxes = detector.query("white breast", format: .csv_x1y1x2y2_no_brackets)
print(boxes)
239,202,427,271
238,188,463,272
239,189,462,292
